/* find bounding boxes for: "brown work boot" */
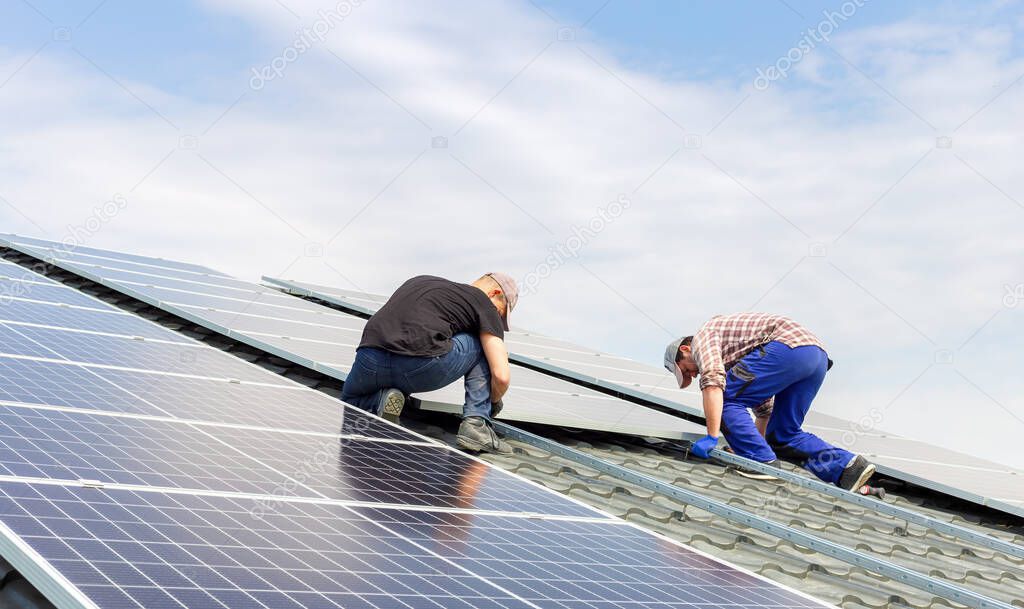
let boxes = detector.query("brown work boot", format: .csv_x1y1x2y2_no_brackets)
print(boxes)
456,417,512,455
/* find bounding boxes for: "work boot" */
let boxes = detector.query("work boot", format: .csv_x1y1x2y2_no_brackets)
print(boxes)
376,389,405,424
838,455,876,491
456,417,513,455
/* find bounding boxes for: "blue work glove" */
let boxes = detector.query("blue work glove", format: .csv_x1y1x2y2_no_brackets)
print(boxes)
691,434,719,459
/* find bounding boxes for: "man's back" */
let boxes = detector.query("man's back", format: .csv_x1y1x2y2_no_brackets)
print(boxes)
358,275,504,357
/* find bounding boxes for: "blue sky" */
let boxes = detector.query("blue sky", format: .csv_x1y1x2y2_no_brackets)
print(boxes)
2,0,1023,470
2,1,955,98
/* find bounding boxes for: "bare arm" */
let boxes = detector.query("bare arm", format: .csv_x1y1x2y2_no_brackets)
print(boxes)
480,332,510,402
702,385,723,437
755,415,769,436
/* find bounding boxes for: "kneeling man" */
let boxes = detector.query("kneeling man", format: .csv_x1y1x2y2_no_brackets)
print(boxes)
342,273,517,454
665,312,875,491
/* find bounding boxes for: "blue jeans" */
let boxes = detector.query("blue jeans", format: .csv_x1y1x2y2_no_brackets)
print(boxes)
341,333,493,419
721,341,853,485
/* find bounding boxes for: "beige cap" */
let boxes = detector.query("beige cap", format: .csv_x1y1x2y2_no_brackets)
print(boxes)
486,272,518,330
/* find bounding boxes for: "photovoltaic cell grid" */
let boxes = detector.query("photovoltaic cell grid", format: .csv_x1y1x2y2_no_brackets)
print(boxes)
0,403,599,516
0,298,187,341
263,277,1024,518
0,482,828,609
0,237,837,609
0,237,703,439
0,356,410,440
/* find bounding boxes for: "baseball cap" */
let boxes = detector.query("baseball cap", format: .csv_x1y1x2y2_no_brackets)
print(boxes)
486,272,518,331
663,336,693,389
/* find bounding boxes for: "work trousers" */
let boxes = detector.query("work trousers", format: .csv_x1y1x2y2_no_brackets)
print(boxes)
720,341,853,484
341,333,493,419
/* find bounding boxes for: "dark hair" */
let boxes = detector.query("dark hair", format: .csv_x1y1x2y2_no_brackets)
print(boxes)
674,336,694,362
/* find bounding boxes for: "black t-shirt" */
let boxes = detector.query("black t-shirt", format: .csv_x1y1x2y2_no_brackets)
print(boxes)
358,276,505,357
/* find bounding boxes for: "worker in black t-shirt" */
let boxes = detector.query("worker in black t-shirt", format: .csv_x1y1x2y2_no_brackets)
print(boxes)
342,273,518,454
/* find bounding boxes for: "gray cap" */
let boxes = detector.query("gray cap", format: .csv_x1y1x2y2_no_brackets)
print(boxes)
664,336,692,388
663,336,685,371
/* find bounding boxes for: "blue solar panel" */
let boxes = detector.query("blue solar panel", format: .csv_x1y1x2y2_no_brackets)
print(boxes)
0,356,416,441
31,258,276,294
0,357,158,415
352,507,826,608
0,299,186,341
0,482,827,609
89,367,415,440
0,324,283,384
0,278,101,307
0,482,543,609
204,424,601,516
0,404,597,516
0,405,298,494
0,324,66,359
0,260,58,284
2,235,230,277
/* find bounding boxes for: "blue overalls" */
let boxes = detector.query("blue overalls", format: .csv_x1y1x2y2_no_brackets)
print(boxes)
719,341,854,485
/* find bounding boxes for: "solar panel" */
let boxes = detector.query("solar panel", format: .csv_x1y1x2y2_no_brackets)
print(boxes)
0,299,189,341
0,482,829,609
0,278,104,308
1,236,703,440
0,323,279,383
263,277,1024,518
0,240,834,609
0,403,595,515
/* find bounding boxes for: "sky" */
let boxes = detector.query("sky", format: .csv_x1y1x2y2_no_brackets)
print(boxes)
1,0,1023,470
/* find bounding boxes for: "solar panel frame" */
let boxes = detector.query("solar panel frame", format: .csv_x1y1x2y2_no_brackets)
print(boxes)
263,277,1024,519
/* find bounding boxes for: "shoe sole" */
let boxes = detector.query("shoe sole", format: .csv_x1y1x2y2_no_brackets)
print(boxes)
380,392,404,424
456,435,512,455
734,470,780,481
844,463,877,491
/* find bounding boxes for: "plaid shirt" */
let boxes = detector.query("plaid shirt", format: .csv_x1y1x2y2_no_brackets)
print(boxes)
691,313,826,418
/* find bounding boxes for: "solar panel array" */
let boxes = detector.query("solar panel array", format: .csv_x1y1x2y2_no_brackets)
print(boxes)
0,235,702,440
0,237,832,609
262,277,1024,518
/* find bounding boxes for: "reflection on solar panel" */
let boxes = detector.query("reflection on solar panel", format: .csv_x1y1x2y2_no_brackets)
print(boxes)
263,277,1024,518
0,238,832,609
1,235,703,440
0,482,828,609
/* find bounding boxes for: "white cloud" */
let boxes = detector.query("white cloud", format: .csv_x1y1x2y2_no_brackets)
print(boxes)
1,0,1023,468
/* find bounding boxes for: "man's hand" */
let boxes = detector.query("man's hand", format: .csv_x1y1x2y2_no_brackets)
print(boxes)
691,434,719,459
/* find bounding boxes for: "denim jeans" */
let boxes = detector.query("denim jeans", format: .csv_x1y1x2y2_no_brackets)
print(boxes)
720,341,854,485
341,333,493,419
